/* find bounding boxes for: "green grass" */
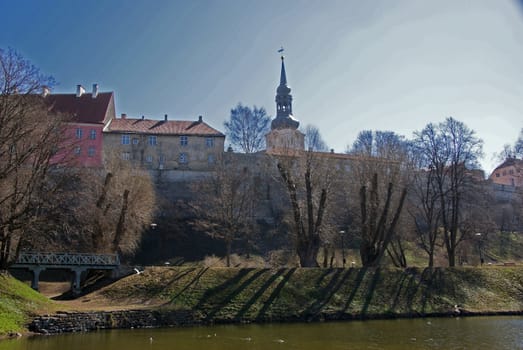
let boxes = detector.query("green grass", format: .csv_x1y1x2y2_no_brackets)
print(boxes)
99,266,523,323
0,273,53,335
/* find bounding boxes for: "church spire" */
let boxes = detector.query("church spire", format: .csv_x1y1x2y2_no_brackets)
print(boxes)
272,54,299,130
280,55,287,86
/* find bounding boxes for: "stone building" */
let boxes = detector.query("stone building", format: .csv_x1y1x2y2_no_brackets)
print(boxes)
103,114,225,172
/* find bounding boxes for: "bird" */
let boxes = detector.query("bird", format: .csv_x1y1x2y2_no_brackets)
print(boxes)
133,267,143,275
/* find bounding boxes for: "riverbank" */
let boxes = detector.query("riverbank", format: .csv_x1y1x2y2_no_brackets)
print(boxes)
3,266,523,336
31,266,523,333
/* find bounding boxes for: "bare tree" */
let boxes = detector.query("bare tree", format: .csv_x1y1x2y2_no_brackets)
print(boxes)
359,173,407,267
0,48,62,269
412,117,483,267
64,154,157,256
408,166,442,267
347,130,411,267
275,149,337,267
191,155,257,267
303,124,328,152
224,103,271,153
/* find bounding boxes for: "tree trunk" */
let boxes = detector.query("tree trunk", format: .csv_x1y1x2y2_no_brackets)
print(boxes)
112,189,130,254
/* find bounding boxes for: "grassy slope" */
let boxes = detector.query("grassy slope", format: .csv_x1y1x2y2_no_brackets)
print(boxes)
0,273,54,335
95,266,523,322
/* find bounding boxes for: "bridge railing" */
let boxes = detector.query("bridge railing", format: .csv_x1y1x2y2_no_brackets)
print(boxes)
15,252,120,266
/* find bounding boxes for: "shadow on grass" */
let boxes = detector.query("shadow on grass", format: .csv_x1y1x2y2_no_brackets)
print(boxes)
201,269,268,321
341,268,368,314
361,268,382,315
168,267,208,304
235,269,287,320
305,269,354,317
256,268,296,321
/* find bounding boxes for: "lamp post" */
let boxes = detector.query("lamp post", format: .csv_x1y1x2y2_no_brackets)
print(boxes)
475,233,484,266
340,230,346,268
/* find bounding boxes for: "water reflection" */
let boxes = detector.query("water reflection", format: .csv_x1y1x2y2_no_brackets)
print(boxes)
1,316,522,350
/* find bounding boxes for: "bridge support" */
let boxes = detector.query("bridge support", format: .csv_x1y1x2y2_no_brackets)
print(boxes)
71,268,87,296
29,266,44,291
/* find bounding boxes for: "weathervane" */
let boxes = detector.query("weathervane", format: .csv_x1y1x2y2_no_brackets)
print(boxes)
278,46,285,58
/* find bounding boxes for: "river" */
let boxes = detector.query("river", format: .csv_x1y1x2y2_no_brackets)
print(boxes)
1,316,522,350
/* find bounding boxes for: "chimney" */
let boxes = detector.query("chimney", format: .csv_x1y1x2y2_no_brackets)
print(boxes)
330,148,334,153
198,115,203,122
41,85,50,97
92,83,99,98
141,115,145,120
164,114,168,121
121,113,127,119
76,84,85,97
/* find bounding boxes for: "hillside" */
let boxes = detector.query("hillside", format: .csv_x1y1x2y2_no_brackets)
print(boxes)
0,273,54,336
71,266,523,322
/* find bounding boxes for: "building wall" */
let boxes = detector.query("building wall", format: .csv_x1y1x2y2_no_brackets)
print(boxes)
52,123,104,167
103,132,225,171
490,164,523,187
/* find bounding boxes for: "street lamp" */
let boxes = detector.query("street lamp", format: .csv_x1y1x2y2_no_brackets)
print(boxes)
340,230,346,268
475,233,484,266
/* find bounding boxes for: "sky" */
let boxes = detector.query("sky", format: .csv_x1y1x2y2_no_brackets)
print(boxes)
2,0,523,173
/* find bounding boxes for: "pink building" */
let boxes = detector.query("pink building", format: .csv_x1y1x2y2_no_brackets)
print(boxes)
47,84,115,167
489,157,523,188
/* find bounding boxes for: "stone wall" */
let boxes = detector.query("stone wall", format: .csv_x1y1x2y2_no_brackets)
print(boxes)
30,310,201,334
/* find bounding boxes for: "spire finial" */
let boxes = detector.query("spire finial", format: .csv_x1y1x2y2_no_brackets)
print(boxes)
278,47,287,87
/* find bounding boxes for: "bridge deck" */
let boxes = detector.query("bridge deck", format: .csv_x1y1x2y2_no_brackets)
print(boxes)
13,252,120,267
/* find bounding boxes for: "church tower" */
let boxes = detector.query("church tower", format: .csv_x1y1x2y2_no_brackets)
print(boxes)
265,54,305,154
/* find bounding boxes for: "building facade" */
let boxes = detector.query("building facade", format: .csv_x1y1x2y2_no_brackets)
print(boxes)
47,84,115,167
489,157,523,188
103,114,225,171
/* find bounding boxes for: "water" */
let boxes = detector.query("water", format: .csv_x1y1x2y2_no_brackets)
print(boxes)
2,316,523,350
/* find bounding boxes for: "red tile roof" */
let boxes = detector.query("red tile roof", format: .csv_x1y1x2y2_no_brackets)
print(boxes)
492,157,523,172
105,117,225,137
45,92,114,124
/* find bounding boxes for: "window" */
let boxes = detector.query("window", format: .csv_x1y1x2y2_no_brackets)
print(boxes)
509,169,514,175
74,146,81,155
180,136,188,146
132,138,139,145
76,128,83,139
149,136,157,146
146,155,153,163
159,155,165,164
207,154,215,164
121,152,130,160
206,137,214,148
496,173,500,177
121,134,130,145
87,146,95,157
179,153,188,164
89,129,96,140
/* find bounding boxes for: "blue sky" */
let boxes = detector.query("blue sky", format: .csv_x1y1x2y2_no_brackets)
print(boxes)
2,0,523,172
